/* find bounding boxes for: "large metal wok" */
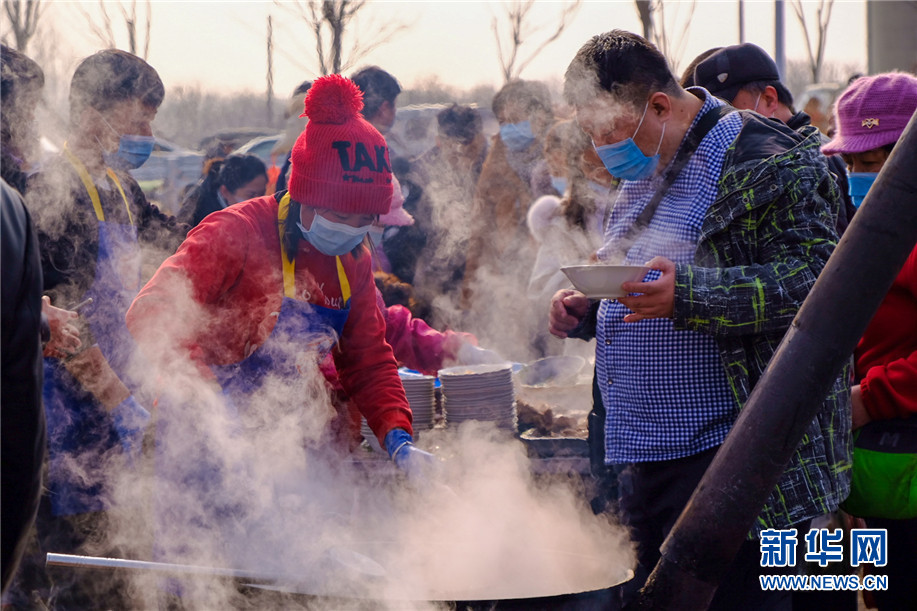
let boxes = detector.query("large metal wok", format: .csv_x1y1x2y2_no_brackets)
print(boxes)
47,551,632,608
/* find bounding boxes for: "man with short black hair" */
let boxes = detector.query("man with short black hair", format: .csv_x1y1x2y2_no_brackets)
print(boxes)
691,42,856,233
18,49,184,608
551,30,851,609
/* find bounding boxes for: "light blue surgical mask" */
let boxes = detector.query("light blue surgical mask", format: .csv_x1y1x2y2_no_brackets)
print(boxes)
550,176,567,195
593,101,665,181
500,120,536,152
103,134,156,170
367,225,385,245
97,111,155,170
848,172,878,209
297,212,371,256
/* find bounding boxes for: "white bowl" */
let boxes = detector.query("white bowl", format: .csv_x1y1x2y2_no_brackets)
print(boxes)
560,264,650,299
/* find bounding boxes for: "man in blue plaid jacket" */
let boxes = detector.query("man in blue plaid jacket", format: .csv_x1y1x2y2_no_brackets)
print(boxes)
550,30,851,609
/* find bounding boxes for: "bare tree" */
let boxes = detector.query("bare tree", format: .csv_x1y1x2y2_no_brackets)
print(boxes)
275,0,410,76
492,0,582,83
633,0,697,76
3,0,45,52
789,0,836,83
76,0,152,59
634,0,653,41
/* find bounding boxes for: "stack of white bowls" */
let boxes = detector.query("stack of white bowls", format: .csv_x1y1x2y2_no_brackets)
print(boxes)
399,370,436,433
361,370,437,451
437,363,517,432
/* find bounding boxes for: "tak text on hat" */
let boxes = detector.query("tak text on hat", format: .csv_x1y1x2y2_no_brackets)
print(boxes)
287,74,393,215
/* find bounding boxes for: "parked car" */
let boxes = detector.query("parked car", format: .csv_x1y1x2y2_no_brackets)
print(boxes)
234,133,284,168
130,137,205,215
198,128,279,159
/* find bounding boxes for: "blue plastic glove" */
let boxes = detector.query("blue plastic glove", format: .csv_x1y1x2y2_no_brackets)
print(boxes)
111,395,151,459
384,428,435,483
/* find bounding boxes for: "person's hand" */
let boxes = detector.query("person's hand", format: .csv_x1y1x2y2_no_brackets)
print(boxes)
456,341,504,365
549,289,590,338
385,428,436,484
111,395,151,460
42,296,81,358
851,385,872,430
617,256,676,323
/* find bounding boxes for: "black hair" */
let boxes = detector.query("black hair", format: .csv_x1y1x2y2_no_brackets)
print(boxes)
491,79,553,124
436,104,483,144
350,66,401,120
680,47,722,88
69,49,164,124
208,154,267,192
292,80,313,97
1,44,44,104
740,79,795,110
280,198,369,264
564,30,679,109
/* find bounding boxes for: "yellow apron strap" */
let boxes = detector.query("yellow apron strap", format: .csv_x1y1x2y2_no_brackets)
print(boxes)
277,193,297,298
336,256,351,304
277,192,351,303
62,144,134,225
106,169,134,226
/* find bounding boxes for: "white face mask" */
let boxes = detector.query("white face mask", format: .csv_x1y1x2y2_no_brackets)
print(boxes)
752,92,763,114
297,212,371,256
367,225,385,245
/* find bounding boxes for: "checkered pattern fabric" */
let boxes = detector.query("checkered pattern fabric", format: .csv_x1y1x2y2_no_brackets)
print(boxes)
596,92,743,463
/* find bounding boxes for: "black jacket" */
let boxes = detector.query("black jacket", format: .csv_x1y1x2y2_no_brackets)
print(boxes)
1,179,46,592
786,111,857,235
25,155,186,306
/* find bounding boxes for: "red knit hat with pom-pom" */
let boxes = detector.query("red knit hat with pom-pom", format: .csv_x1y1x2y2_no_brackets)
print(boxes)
287,74,393,215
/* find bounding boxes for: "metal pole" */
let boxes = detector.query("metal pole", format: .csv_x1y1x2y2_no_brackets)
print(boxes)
267,15,274,125
738,0,745,43
774,0,786,80
634,110,917,610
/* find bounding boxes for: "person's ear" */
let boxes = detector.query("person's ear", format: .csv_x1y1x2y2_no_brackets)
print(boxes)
649,92,672,121
762,86,781,117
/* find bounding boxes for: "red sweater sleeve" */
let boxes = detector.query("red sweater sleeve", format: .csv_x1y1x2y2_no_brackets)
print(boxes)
381,301,476,376
858,247,917,420
861,352,917,420
333,254,413,443
126,210,254,379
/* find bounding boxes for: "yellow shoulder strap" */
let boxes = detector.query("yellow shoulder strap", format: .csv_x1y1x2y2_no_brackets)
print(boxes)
277,193,297,298
277,192,351,303
62,144,134,226
336,255,352,304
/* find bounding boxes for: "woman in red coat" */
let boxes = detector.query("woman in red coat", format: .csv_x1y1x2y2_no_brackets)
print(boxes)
126,76,432,567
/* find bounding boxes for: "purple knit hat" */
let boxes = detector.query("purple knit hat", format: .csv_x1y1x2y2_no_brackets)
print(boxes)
822,72,917,156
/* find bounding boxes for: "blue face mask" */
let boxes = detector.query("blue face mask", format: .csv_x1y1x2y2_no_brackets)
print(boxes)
103,134,156,171
500,120,536,152
550,176,567,195
367,225,385,246
848,172,878,209
297,212,371,256
593,101,665,181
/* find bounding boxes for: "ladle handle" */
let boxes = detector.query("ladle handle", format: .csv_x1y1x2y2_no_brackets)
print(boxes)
45,553,276,583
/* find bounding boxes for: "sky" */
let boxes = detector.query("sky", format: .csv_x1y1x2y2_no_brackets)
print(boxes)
28,0,869,97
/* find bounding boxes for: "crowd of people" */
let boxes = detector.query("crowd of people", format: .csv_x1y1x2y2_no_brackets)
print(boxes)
1,25,915,611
